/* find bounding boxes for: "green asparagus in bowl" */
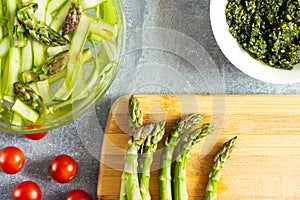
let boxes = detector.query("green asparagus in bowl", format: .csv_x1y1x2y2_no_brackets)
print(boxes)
0,0,125,133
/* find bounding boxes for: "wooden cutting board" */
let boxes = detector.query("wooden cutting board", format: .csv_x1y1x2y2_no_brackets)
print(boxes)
97,94,300,200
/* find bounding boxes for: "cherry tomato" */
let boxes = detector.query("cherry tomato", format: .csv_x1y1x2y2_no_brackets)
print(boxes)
49,154,78,183
24,125,48,140
0,146,25,174
24,131,48,140
64,190,91,200
12,180,42,200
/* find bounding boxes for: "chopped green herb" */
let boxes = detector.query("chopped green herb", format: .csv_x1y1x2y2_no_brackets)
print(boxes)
225,0,300,70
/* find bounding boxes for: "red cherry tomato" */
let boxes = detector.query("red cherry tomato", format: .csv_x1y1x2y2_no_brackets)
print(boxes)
49,154,78,183
0,146,25,174
64,190,91,200
24,131,48,140
24,125,48,140
12,180,42,200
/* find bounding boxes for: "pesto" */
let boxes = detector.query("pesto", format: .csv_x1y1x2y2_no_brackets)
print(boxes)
225,0,300,70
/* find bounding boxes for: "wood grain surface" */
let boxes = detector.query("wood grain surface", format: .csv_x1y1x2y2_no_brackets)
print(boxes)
97,94,300,199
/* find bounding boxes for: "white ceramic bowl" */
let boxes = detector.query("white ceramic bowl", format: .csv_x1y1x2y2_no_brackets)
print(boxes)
210,0,300,84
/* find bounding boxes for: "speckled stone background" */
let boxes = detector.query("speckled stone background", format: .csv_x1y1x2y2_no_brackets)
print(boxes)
1,0,300,199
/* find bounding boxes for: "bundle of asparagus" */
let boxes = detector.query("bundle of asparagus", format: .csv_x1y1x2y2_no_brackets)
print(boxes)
119,96,237,200
173,123,214,200
159,113,204,200
120,95,144,199
122,123,159,200
120,95,166,200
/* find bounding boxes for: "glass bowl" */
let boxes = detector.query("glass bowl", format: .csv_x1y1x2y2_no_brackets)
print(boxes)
0,0,125,133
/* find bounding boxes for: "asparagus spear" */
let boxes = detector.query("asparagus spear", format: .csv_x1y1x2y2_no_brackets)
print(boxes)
174,124,214,200
128,95,143,131
16,3,69,46
20,50,69,84
159,113,204,200
139,120,166,200
120,95,144,200
13,0,33,47
205,136,237,200
124,123,156,200
14,82,50,116
120,173,127,200
13,16,27,47
62,0,82,35
6,0,17,42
